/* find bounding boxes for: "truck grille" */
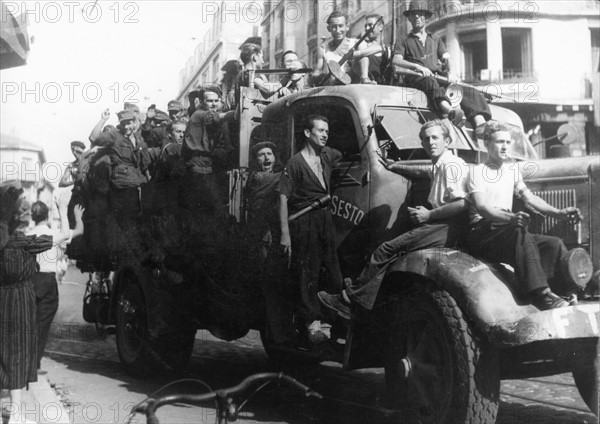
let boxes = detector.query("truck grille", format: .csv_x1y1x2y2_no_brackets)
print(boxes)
529,189,580,244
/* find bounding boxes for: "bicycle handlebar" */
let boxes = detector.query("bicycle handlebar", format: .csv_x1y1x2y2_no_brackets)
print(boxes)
136,372,322,424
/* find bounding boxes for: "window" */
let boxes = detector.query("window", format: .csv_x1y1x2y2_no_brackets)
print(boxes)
461,30,487,82
291,100,361,162
501,28,532,79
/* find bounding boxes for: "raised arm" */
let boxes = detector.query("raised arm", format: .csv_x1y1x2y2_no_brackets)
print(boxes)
89,108,111,143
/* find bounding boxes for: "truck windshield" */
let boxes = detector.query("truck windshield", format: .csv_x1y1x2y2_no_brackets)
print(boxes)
376,106,537,162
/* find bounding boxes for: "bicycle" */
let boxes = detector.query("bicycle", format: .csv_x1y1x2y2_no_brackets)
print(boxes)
127,372,322,424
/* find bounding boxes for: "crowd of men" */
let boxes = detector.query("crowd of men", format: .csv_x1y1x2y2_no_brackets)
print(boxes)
57,5,582,351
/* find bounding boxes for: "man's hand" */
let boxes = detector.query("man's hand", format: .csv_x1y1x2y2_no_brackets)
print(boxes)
73,204,85,223
101,108,110,120
510,211,530,227
379,158,396,170
416,65,433,77
558,207,582,223
408,206,431,224
280,233,292,267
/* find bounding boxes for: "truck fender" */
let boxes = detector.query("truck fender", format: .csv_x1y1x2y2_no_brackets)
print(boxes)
386,248,535,345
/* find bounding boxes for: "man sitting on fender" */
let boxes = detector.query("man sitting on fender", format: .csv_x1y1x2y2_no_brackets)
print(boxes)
319,119,470,319
464,120,580,310
393,1,491,128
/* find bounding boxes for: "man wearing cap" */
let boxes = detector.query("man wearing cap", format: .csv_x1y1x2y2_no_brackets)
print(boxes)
393,1,491,128
141,105,172,149
167,100,186,122
93,109,159,226
246,139,294,346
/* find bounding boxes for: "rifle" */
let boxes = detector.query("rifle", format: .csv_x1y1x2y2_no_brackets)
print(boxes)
395,67,518,103
315,16,384,86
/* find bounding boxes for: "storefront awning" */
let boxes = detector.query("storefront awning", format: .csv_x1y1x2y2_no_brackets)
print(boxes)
0,0,30,70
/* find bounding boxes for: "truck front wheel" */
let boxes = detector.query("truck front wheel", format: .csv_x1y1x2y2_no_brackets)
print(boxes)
384,289,499,424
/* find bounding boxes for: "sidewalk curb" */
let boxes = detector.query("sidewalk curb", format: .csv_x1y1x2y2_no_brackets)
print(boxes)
27,375,71,424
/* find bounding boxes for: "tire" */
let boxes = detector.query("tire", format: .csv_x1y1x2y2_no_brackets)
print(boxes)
116,281,195,377
116,282,150,376
573,354,599,415
384,289,499,424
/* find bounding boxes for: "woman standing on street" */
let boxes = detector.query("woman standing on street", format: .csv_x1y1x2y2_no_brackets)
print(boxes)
0,181,84,424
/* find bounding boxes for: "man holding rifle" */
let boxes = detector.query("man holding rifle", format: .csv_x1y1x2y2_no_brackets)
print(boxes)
393,1,491,128
279,115,344,342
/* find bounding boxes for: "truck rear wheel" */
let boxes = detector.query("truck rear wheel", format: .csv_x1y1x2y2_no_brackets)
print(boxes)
573,354,598,415
384,289,499,424
116,281,195,376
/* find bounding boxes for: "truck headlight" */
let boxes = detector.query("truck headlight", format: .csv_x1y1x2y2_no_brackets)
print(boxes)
561,248,593,289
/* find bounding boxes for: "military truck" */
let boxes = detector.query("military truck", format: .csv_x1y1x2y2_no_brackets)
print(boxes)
74,80,599,424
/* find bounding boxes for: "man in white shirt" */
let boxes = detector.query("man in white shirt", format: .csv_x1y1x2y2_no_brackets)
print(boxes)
319,119,470,318
466,120,580,310
27,200,69,368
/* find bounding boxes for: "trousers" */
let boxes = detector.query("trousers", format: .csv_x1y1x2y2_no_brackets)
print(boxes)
465,221,568,295
289,209,343,322
347,215,467,310
31,272,58,368
404,74,492,121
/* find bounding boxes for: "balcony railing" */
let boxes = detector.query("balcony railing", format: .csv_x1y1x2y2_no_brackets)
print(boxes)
462,70,536,84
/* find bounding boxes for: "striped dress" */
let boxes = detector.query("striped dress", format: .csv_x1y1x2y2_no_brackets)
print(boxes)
0,229,52,390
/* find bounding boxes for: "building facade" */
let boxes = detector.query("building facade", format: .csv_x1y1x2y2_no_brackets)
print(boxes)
0,133,55,217
417,0,599,157
176,1,261,105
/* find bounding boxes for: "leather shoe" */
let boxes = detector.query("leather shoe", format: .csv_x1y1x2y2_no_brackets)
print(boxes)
318,291,351,320
532,288,569,310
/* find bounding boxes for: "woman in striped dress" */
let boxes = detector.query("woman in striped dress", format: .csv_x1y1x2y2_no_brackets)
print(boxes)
0,182,84,424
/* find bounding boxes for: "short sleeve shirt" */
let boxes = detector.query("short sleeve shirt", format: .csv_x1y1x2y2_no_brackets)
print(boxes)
278,147,341,214
27,224,62,273
394,32,447,74
427,150,468,209
468,161,530,224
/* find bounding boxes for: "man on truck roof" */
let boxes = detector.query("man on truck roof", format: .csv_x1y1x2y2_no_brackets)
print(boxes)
319,119,470,319
393,1,491,128
312,10,374,85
